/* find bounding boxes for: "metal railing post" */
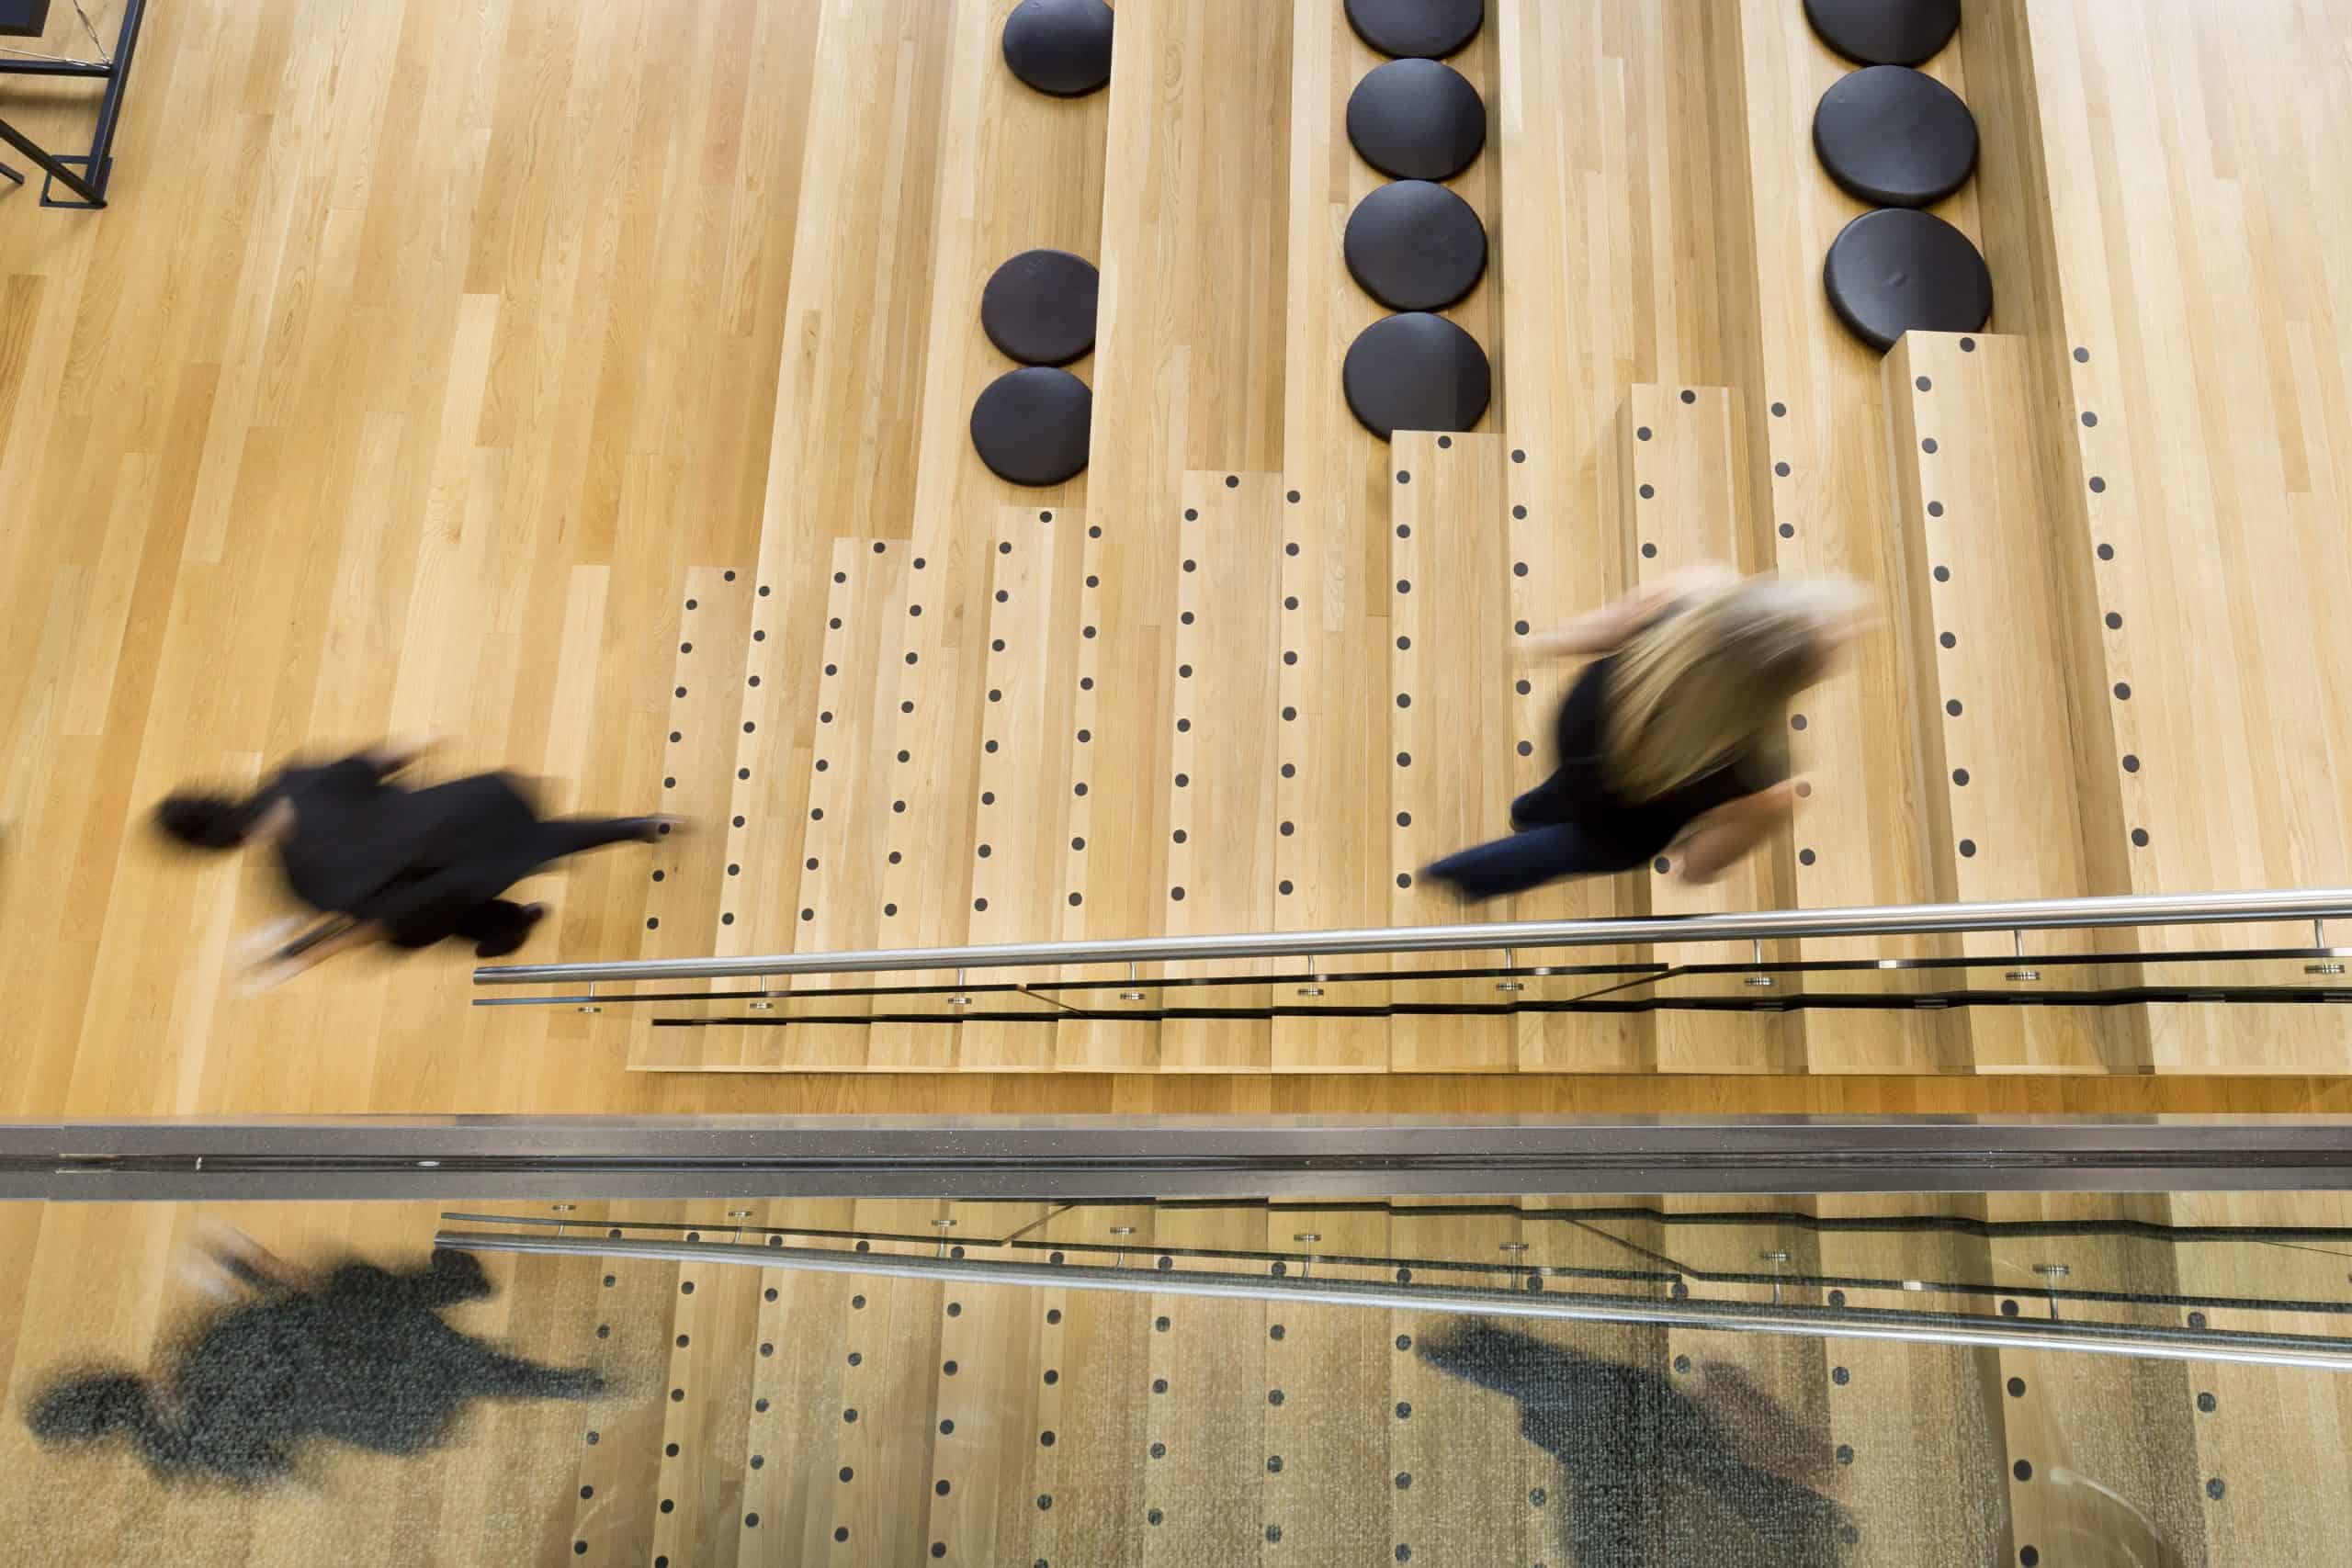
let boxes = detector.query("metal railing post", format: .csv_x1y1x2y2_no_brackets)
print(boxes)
1496,947,1522,993
2006,930,2041,983
2312,919,2345,976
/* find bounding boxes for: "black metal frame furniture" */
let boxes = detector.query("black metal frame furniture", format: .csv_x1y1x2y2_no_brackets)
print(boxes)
0,0,149,208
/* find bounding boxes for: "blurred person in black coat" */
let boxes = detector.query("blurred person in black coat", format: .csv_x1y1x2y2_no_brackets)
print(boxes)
154,737,676,986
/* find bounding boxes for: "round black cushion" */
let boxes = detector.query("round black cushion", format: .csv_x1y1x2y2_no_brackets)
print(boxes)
1346,59,1487,182
1345,0,1484,60
1342,312,1491,439
981,250,1099,367
1822,208,1992,352
1813,66,1977,208
1001,0,1114,97
971,367,1092,486
1803,0,1960,67
1344,181,1487,311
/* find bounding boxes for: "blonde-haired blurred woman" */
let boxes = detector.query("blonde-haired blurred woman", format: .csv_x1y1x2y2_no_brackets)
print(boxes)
1423,564,1863,900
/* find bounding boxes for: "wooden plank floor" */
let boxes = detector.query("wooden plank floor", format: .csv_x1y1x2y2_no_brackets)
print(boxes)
8,0,2352,1106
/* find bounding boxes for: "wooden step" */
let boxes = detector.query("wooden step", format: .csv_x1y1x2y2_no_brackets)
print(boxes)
1271,446,1394,1071
1708,0,1976,1071
2001,0,2349,1073
1504,407,1649,1073
775,538,916,1067
1388,431,1515,1071
958,504,1091,1073
1621,383,1804,1072
1883,332,2132,1072
1077,0,1295,969
626,567,756,1068
853,542,960,1072
1490,0,1705,1075
1160,471,1283,1072
1270,0,1410,1075
869,0,1108,1066
1053,513,1162,1072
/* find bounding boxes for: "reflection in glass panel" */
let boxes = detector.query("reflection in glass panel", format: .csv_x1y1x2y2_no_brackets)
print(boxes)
13,1195,2352,1563
440,1195,2352,1331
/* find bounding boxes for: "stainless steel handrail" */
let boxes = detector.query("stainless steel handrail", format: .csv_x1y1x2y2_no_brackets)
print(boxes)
473,886,2352,986
435,1231,2352,1371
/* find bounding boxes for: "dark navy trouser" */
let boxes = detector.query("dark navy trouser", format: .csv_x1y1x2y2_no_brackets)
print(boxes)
1420,770,1652,900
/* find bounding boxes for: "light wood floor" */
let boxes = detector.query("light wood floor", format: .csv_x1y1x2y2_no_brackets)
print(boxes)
7,0,2352,1116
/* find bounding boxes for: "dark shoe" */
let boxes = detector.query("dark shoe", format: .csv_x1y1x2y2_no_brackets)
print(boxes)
1417,863,1476,906
473,903,548,958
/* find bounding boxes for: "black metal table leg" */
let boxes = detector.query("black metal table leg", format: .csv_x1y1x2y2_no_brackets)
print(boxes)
0,113,102,205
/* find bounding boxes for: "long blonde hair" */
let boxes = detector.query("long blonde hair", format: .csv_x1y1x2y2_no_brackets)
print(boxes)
1601,574,1860,799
